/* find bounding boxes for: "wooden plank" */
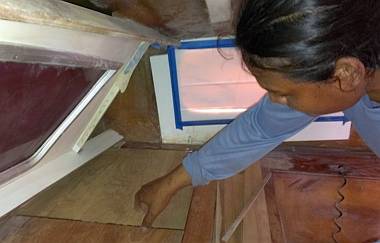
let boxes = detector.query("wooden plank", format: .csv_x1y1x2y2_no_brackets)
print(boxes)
264,175,286,243
0,0,176,44
219,162,272,243
242,163,272,243
222,173,271,242
220,171,245,243
182,182,217,243
17,149,192,230
241,168,272,243
0,216,183,243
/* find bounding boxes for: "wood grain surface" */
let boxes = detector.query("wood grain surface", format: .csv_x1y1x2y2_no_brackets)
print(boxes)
271,173,343,243
336,178,380,243
0,216,183,243
103,49,162,144
219,162,271,243
262,147,380,179
17,149,192,230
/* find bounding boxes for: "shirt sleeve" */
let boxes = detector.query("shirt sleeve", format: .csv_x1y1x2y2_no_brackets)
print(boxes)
344,95,380,157
182,94,316,186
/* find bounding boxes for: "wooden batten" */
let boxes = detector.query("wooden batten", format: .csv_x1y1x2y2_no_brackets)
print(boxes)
0,0,177,45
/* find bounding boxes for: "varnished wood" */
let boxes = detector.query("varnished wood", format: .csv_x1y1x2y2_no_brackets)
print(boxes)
265,172,380,243
222,173,272,242
241,170,272,243
264,176,286,243
271,173,342,243
182,182,217,243
17,149,192,230
262,147,380,179
0,216,183,243
219,162,272,243
336,178,380,243
220,170,245,243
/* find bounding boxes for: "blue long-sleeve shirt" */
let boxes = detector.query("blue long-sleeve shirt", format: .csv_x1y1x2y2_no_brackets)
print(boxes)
183,94,380,186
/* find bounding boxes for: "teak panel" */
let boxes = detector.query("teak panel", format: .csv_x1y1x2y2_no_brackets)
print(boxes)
336,178,380,243
262,148,380,179
272,173,342,243
0,216,183,243
17,149,192,230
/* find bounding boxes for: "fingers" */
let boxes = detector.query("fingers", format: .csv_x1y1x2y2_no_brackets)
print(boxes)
134,191,148,213
141,209,156,227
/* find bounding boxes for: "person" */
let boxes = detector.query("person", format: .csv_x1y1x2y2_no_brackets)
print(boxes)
135,0,380,226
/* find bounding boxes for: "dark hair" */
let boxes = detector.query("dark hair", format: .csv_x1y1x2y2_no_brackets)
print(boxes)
235,0,380,82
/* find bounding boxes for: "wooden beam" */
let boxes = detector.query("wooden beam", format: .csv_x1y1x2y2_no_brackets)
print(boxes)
0,0,177,45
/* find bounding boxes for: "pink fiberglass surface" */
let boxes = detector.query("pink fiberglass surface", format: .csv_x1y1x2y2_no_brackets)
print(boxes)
0,62,105,172
176,48,266,121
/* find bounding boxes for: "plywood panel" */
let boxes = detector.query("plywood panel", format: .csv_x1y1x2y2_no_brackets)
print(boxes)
0,216,183,243
104,49,162,144
17,149,192,230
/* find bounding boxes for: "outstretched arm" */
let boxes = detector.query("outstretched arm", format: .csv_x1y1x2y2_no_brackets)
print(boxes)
183,94,316,186
135,94,316,225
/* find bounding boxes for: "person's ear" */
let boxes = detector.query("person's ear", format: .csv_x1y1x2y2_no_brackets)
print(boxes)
333,57,366,92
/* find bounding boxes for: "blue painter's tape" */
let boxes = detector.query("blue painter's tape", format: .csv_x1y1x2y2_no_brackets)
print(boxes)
179,38,236,50
315,116,349,123
182,119,234,127
181,116,348,127
167,46,184,130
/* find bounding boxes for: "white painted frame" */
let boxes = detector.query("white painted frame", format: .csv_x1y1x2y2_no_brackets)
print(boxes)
0,19,141,67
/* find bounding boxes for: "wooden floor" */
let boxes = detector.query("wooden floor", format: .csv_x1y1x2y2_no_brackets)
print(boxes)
0,216,183,243
0,148,193,243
